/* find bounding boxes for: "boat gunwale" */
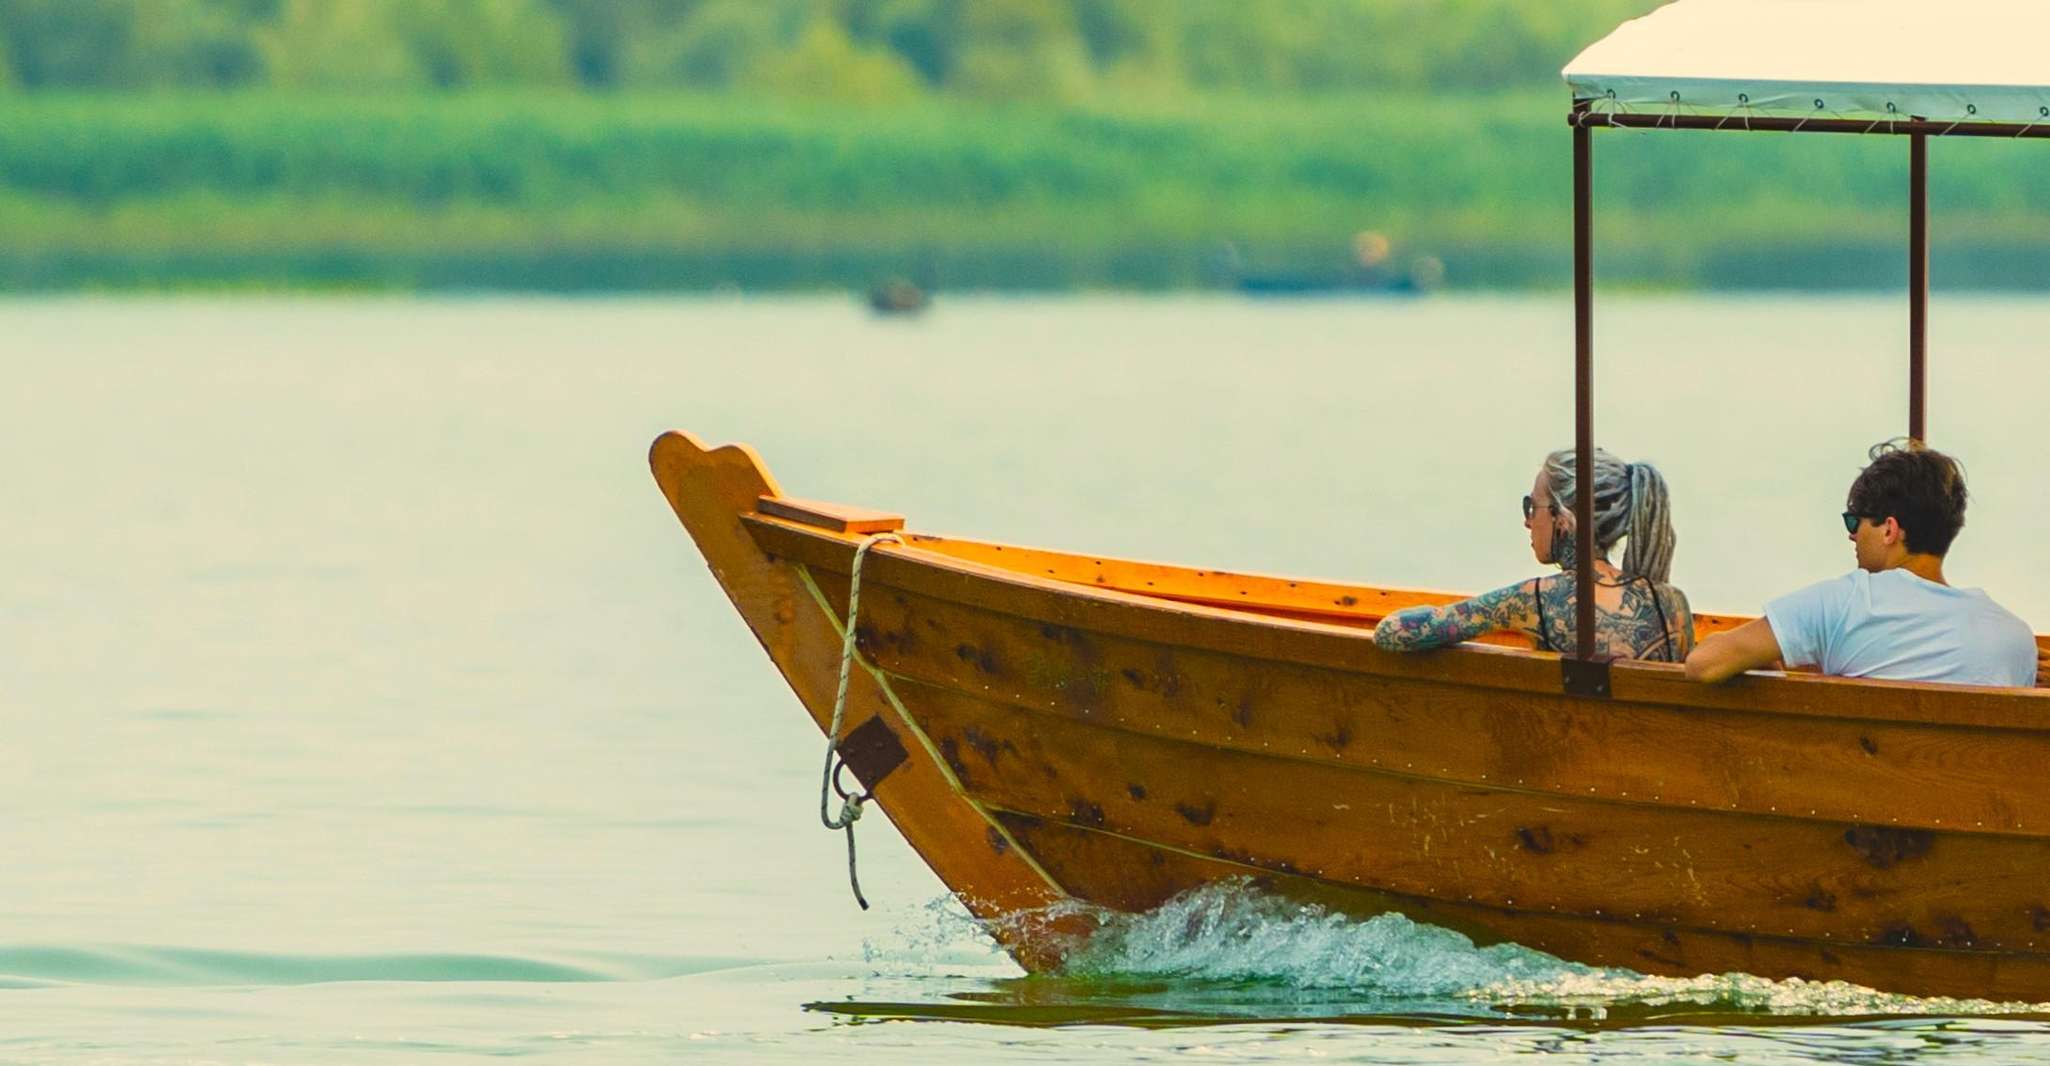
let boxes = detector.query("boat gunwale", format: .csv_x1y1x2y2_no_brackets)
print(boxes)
891,529,1756,640
743,512,2050,733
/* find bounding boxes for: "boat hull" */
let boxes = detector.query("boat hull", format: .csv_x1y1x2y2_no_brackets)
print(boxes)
653,430,2050,1001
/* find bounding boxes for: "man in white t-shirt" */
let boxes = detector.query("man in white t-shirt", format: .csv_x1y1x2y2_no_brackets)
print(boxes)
1685,441,2038,687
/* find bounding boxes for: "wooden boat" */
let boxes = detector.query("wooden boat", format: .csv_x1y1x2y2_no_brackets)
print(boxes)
653,1,2050,1001
867,278,930,316
654,429,2050,1000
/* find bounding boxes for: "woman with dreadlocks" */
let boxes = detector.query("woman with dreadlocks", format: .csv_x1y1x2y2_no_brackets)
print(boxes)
1374,448,1693,662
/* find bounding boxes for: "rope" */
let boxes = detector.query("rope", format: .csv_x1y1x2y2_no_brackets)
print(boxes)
818,531,902,910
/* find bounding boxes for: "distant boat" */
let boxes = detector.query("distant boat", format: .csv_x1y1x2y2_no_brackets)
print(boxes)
867,279,929,316
1223,234,1445,297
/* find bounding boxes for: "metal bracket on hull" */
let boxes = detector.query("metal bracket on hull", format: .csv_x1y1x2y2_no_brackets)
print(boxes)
1561,657,1612,698
838,714,911,791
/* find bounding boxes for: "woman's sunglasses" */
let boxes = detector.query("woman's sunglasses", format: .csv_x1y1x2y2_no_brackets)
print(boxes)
1522,495,1559,521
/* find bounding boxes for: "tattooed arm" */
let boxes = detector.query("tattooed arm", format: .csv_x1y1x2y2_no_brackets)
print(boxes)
1373,580,1541,652
1662,586,1697,659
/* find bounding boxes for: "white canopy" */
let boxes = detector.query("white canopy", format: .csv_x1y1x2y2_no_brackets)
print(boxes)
1564,0,2050,125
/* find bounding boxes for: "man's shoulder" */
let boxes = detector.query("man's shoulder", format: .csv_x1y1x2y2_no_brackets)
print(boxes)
1762,572,1866,668
1767,570,1863,613
1952,591,2037,684
1967,590,2036,638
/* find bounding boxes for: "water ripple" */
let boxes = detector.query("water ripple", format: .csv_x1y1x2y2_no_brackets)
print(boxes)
0,945,750,987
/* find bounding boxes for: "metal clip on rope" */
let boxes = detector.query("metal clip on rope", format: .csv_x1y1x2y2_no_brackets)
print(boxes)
819,531,902,910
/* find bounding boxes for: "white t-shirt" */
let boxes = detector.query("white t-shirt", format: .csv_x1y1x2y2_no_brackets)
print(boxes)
1764,569,2037,687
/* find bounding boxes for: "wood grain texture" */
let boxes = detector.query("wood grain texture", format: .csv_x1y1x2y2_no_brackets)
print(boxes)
998,815,2050,1003
905,677,2050,951
834,581,2050,836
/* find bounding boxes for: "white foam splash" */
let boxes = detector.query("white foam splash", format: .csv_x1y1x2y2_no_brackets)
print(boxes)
1039,880,2050,1018
862,894,1015,971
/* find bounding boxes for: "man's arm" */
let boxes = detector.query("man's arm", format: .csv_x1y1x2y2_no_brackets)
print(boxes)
1684,617,1785,683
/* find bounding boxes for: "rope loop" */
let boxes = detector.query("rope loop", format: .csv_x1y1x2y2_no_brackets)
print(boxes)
817,530,904,910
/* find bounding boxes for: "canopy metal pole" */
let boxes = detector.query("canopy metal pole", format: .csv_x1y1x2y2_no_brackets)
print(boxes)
1573,117,1598,666
1573,111,2050,140
1909,132,1928,443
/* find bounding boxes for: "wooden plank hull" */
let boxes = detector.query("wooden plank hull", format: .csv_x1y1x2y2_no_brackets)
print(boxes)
996,815,2050,1002
651,430,2050,1002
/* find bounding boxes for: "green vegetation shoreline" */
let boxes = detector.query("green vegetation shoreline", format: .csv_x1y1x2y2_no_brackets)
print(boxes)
3,90,2046,293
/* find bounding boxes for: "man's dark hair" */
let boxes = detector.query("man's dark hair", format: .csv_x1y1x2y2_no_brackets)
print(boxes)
1845,439,1969,556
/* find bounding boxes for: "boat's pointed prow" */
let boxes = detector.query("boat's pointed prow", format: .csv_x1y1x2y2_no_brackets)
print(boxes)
649,430,1078,969
649,430,788,600
650,429,780,525
649,430,782,498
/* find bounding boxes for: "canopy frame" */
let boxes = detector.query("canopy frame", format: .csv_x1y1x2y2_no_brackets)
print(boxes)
1558,100,2039,692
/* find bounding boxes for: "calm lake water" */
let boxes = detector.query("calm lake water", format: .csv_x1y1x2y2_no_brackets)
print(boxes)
9,294,2050,1064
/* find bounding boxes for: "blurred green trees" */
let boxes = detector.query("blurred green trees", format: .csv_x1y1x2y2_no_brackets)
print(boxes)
0,0,1662,96
1,1,2040,293
257,1,423,88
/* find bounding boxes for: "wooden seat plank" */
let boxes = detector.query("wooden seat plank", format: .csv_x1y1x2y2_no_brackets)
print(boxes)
757,494,905,534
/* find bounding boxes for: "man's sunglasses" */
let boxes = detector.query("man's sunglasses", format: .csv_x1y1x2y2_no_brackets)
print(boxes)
1522,495,1558,521
1841,512,1882,535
